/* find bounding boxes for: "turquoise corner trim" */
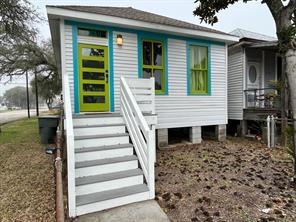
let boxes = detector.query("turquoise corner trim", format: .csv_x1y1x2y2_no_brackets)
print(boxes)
186,44,190,96
108,29,115,112
186,41,212,96
137,33,169,95
72,24,79,113
137,34,142,79
164,39,168,95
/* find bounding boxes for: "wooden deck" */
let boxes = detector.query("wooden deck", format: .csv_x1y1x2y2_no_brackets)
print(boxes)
243,108,281,121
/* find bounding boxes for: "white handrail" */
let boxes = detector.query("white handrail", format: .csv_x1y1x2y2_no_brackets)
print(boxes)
64,74,76,217
120,77,156,199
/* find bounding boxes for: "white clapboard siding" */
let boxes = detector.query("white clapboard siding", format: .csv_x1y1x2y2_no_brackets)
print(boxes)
228,47,244,120
126,78,155,114
155,39,227,129
65,25,75,111
113,32,138,112
66,25,228,128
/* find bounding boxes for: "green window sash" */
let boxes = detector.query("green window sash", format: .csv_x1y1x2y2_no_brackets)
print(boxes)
142,39,165,94
189,45,209,94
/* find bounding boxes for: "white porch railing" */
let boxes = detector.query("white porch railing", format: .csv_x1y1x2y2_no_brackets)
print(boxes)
64,74,76,217
120,77,156,199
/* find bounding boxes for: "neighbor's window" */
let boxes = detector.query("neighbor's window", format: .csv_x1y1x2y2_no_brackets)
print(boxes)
78,28,107,38
189,45,209,94
142,40,165,94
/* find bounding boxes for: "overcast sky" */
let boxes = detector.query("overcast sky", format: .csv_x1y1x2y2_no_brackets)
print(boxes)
32,0,277,40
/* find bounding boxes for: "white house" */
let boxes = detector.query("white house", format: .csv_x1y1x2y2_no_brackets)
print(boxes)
47,5,238,217
228,28,282,136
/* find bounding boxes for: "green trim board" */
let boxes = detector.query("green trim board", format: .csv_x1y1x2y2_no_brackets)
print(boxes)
187,41,212,96
140,38,167,94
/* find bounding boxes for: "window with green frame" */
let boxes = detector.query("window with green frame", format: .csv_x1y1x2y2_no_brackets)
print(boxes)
142,39,165,94
189,45,209,94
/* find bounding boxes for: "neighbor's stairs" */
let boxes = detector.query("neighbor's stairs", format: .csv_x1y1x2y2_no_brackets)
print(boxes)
73,114,149,216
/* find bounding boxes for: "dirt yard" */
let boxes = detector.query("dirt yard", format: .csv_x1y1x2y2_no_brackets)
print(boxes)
0,119,55,221
155,138,296,222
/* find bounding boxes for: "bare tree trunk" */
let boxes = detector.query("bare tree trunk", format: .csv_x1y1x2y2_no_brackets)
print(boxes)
281,56,289,146
285,48,296,177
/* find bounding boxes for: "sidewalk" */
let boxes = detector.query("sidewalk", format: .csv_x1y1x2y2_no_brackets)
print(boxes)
77,200,170,222
0,108,47,125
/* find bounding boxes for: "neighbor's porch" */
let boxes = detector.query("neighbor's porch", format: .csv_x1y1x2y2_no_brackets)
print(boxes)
243,43,283,121
243,87,281,121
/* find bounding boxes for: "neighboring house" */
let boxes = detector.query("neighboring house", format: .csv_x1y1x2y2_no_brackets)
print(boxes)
47,6,238,217
227,28,282,136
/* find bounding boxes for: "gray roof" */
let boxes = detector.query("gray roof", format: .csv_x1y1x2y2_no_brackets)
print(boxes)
49,5,233,36
230,28,277,42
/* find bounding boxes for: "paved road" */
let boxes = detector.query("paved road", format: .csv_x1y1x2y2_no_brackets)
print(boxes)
0,109,48,125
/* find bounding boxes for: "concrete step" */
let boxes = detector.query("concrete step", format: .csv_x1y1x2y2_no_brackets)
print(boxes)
76,184,149,216
74,123,126,137
75,155,138,178
74,133,130,149
75,169,144,195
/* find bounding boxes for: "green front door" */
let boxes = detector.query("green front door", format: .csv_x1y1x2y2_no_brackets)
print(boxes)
78,44,109,112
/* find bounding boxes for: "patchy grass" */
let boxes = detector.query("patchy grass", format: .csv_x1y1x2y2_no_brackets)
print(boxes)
156,138,296,222
0,118,55,222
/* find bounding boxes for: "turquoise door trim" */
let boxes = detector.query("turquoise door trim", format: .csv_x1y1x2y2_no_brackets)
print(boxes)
137,33,169,95
68,21,115,112
108,30,115,112
72,24,79,113
186,41,212,96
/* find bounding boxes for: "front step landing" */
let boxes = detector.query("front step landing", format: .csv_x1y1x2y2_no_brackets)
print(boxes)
77,200,170,222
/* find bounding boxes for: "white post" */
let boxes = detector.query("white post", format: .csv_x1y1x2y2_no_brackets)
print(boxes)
147,130,155,199
151,125,156,163
271,115,275,147
60,20,76,217
267,115,271,148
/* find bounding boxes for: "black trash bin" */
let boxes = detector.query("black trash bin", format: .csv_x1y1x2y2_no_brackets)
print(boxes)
38,116,59,144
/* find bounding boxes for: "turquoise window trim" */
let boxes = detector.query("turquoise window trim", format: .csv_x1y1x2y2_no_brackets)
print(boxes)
72,24,79,113
65,20,225,46
66,20,221,105
186,41,212,96
67,21,115,112
138,33,168,95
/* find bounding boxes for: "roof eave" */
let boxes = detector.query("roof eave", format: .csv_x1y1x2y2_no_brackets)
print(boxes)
47,14,62,76
46,6,239,44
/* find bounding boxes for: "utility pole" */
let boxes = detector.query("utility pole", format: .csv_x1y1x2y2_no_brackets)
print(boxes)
34,70,39,116
26,71,30,118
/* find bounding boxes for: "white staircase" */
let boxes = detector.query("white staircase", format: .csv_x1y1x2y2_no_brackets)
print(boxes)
64,75,156,217
72,114,150,216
